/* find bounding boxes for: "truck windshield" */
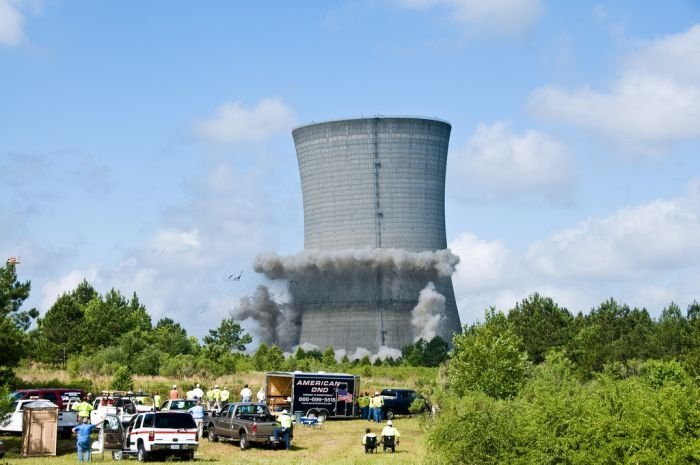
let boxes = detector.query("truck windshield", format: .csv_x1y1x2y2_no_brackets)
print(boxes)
155,413,196,429
168,400,197,410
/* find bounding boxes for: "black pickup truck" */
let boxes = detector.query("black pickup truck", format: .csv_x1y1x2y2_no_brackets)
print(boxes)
380,388,422,419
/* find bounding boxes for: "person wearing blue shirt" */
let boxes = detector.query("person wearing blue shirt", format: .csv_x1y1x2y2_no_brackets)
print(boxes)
188,400,205,438
72,418,96,462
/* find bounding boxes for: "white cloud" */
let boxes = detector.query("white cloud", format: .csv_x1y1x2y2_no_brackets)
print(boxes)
40,268,98,311
194,98,297,143
0,0,24,46
527,194,700,279
450,182,700,324
530,23,700,152
453,122,573,196
450,232,511,291
395,0,543,35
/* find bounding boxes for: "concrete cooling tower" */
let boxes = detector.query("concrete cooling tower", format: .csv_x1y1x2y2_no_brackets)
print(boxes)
283,117,462,354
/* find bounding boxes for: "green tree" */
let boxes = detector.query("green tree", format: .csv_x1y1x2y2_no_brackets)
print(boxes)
507,293,573,364
203,317,252,357
322,346,336,367
34,293,85,365
651,302,687,360
252,343,270,371
0,262,37,383
449,308,531,399
152,318,192,356
110,365,134,391
267,345,286,371
567,299,654,377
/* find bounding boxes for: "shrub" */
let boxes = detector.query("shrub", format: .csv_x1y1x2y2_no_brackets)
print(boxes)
110,366,134,391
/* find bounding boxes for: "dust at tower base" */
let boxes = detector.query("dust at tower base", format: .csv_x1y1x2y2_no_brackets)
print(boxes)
285,117,462,354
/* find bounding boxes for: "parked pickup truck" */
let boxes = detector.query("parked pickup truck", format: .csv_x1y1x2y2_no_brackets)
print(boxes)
381,388,423,419
207,402,291,450
0,399,79,438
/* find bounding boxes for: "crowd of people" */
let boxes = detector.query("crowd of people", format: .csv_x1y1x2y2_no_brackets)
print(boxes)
70,383,405,458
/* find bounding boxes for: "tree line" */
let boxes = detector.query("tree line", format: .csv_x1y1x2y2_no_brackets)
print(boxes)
424,293,700,464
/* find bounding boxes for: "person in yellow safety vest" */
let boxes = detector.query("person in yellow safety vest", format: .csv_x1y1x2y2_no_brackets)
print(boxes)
72,393,94,420
153,392,161,411
220,386,230,404
370,391,384,423
205,388,214,410
273,409,293,450
358,392,370,420
212,385,222,410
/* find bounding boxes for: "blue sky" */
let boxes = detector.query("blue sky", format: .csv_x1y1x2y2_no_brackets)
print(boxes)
2,0,700,343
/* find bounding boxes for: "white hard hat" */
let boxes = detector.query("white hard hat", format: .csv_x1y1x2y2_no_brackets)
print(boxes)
375,391,379,395
172,385,177,389
282,409,288,414
387,420,393,426
196,384,200,388
215,385,219,388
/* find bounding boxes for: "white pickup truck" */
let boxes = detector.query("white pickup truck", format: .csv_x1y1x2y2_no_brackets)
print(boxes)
90,396,138,427
0,399,80,438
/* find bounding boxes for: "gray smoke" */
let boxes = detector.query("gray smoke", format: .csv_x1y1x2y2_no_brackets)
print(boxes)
231,285,300,351
411,282,445,341
254,248,459,279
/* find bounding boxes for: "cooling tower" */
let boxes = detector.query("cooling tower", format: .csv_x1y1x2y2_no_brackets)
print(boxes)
291,117,462,353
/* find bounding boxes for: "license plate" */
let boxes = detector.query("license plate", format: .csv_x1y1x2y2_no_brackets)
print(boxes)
270,436,276,441
171,445,180,450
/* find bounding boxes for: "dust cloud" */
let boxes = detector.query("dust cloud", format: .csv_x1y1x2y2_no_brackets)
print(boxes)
411,282,445,341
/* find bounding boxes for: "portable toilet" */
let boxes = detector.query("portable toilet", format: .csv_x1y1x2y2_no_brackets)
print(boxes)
21,400,58,457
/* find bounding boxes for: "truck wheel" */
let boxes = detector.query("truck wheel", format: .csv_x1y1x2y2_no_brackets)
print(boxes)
318,410,329,422
112,450,124,461
137,442,148,462
306,410,318,419
239,432,250,450
208,426,218,442
385,409,395,420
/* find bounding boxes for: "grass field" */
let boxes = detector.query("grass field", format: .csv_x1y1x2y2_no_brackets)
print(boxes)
1,416,432,465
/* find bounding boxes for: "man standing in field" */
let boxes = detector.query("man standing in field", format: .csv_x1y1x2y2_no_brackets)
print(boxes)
240,384,252,402
169,385,179,399
273,409,293,450
212,385,222,409
370,391,384,423
153,392,161,410
72,394,94,422
72,417,96,462
192,383,204,400
220,386,230,404
188,400,205,439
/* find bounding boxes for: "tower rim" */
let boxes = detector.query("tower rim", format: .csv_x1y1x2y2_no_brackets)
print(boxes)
292,115,452,134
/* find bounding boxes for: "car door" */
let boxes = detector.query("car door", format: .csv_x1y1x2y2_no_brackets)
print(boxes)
102,415,124,450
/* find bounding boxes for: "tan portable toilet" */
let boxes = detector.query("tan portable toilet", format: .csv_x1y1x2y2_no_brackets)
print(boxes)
21,400,58,457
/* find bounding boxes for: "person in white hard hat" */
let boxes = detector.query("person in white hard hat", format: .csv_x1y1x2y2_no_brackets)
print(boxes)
273,409,293,450
169,385,179,399
380,420,400,452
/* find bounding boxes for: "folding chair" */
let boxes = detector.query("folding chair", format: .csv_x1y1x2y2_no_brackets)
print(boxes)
364,435,378,454
382,435,396,453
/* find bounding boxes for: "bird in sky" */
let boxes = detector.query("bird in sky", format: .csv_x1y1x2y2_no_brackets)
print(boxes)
228,270,243,281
